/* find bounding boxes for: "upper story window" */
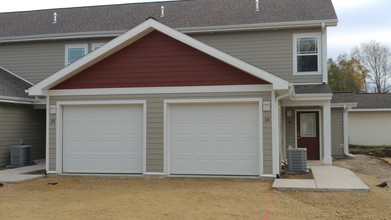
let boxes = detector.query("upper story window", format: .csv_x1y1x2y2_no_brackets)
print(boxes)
293,33,321,75
92,43,105,51
65,44,88,65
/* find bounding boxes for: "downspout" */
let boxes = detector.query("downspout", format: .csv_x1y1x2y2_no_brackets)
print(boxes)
273,84,293,177
343,105,355,158
321,22,328,84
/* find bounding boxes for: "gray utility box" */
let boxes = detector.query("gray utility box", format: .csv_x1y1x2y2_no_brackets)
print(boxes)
287,148,308,173
10,145,32,166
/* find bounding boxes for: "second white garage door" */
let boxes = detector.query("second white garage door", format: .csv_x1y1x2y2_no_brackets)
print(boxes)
62,104,144,174
169,102,261,176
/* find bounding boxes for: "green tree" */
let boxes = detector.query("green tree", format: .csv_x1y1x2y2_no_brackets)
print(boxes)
328,54,368,93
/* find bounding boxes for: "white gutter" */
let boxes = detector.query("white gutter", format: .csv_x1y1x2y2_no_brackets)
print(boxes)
179,19,338,34
0,99,35,105
0,19,338,44
349,108,391,112
321,22,328,84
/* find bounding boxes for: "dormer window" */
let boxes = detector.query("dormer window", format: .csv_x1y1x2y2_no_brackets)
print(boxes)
293,33,321,75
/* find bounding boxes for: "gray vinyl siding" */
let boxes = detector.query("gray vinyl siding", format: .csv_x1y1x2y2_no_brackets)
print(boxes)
48,91,273,174
190,27,323,84
0,104,45,166
331,108,344,158
1,28,323,85
0,38,113,84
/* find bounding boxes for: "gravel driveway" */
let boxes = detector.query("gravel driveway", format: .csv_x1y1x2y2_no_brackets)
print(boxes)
0,156,390,219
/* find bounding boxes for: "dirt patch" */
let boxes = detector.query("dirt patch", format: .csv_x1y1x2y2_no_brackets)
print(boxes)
350,147,391,157
382,158,391,164
0,155,390,219
334,155,391,183
280,170,313,179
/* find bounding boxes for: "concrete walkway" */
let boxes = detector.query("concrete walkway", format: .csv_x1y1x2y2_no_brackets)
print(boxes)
0,161,45,184
273,165,370,192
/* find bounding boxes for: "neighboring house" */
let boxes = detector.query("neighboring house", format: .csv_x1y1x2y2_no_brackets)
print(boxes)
0,67,46,166
0,0,343,177
333,93,391,147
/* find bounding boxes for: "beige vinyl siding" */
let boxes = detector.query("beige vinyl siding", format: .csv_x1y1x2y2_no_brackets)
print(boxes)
0,104,45,166
48,91,273,174
349,111,391,146
331,108,344,158
190,27,323,84
1,28,323,85
0,38,112,84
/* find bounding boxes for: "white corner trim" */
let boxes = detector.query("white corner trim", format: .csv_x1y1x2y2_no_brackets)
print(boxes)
45,85,273,96
55,100,147,174
163,98,264,176
29,18,288,96
46,95,50,172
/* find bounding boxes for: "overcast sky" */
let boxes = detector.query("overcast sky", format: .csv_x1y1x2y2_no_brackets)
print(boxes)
0,0,390,59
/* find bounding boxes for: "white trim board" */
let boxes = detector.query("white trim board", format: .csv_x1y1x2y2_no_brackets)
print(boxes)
55,100,147,174
0,19,338,44
29,18,288,96
45,85,273,96
163,98,264,177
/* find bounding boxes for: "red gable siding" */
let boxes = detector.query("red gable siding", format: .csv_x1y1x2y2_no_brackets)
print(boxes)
52,31,268,90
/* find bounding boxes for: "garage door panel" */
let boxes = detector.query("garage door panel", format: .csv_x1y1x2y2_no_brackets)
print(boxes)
63,104,144,174
169,102,260,176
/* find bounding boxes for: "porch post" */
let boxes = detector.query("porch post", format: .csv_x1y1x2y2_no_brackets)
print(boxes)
323,101,332,165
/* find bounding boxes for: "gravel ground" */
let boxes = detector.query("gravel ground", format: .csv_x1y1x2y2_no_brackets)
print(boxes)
0,155,390,220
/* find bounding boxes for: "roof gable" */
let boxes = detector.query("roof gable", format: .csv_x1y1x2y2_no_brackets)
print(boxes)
52,30,268,89
29,18,288,95
0,0,337,41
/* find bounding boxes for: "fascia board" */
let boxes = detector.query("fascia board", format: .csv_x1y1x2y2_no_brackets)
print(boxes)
179,19,338,33
1,19,338,43
349,108,391,112
292,93,333,101
331,103,358,108
29,19,288,95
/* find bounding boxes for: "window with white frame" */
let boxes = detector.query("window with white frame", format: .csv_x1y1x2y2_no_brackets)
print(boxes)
293,34,321,75
65,44,88,65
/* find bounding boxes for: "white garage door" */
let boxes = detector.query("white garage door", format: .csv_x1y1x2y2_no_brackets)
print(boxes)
169,102,260,176
62,104,144,174
349,111,391,146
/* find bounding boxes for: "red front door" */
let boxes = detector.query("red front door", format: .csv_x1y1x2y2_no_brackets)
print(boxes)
297,111,320,160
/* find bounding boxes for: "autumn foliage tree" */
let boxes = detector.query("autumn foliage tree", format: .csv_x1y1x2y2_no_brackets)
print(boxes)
352,41,391,93
328,54,368,93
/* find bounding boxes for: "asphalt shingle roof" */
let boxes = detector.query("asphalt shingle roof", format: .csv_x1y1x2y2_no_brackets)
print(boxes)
0,0,337,39
332,93,391,109
294,84,331,94
0,67,32,98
